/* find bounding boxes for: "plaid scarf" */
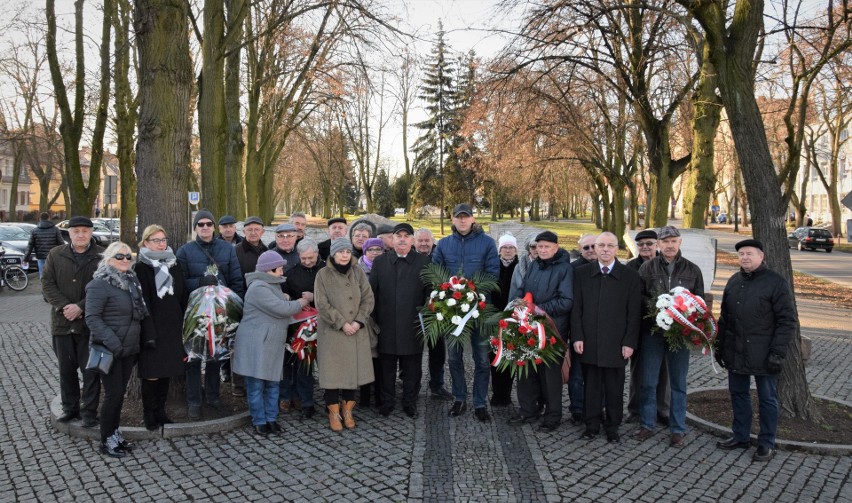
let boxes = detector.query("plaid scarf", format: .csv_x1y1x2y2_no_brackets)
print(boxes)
137,247,176,298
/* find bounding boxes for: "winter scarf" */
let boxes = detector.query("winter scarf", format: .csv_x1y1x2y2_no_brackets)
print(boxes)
358,255,373,274
137,247,177,298
94,264,149,321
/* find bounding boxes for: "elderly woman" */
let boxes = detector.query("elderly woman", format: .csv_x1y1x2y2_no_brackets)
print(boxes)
135,225,188,430
314,238,375,432
85,242,148,458
233,251,309,436
349,222,373,259
357,237,385,409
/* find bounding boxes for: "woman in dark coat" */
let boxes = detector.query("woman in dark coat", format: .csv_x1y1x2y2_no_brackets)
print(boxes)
136,225,189,430
85,241,148,458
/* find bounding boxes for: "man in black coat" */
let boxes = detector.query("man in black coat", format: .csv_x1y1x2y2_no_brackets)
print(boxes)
508,231,573,431
26,212,65,278
236,216,267,292
715,239,797,462
571,232,641,442
317,217,348,260
369,223,431,418
413,228,451,400
565,233,597,423
41,216,104,426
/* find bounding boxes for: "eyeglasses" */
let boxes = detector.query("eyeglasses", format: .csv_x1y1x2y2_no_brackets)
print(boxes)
637,241,656,247
196,221,214,228
276,233,296,239
113,254,132,261
366,247,383,253
147,238,168,244
581,245,594,251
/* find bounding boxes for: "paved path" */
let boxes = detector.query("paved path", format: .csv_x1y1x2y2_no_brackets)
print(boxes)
0,274,849,502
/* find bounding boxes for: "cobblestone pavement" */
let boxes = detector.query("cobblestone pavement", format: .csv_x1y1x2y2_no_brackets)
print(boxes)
0,274,850,502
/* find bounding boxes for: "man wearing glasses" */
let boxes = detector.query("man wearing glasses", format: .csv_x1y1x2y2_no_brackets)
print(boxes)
566,233,598,423
270,223,300,273
624,229,669,426
177,209,245,419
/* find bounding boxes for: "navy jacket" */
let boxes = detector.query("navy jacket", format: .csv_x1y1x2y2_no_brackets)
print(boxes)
432,225,499,278
511,248,574,340
176,236,245,296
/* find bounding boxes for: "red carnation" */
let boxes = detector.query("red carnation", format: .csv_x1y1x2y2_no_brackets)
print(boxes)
506,343,515,350
490,338,498,346
429,302,435,312
468,281,476,291
550,336,557,345
498,319,509,329
478,301,486,310
518,325,530,335
527,337,537,347
453,291,463,300
516,360,526,366
534,358,543,365
441,283,451,290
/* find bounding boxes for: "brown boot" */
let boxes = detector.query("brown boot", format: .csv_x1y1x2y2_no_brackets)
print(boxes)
342,400,356,429
327,404,343,432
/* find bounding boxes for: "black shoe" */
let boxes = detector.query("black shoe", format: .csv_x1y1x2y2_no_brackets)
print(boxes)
624,413,639,424
508,414,537,425
359,397,371,408
58,411,80,423
187,405,201,420
81,416,98,428
753,445,776,462
538,422,559,432
474,407,491,422
717,437,750,450
267,422,282,435
403,405,417,418
301,406,316,420
657,414,670,427
208,400,223,413
449,401,467,417
580,430,597,440
118,440,135,452
571,412,583,424
253,424,270,436
431,388,454,400
607,432,620,443
489,396,511,407
100,442,126,458
379,406,393,417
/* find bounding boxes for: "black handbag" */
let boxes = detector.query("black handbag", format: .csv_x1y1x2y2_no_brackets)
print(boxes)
86,343,114,375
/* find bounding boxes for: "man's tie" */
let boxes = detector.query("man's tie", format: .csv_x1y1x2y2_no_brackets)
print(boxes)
602,266,609,275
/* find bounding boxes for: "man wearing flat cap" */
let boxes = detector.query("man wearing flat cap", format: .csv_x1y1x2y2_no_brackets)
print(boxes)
318,217,348,261
715,239,797,462
42,216,104,426
634,225,704,448
216,215,243,246
270,223,300,273
433,203,500,421
508,230,572,431
376,224,395,251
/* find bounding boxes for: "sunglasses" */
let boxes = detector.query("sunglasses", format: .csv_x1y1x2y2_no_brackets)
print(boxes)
113,254,133,261
637,241,656,247
196,221,214,228
147,238,168,244
581,245,594,251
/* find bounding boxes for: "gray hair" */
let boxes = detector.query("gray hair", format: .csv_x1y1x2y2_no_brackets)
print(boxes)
296,238,319,254
99,241,133,268
351,222,373,236
289,212,306,222
414,228,434,239
578,233,597,246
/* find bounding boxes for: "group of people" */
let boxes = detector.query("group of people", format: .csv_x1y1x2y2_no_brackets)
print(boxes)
42,205,795,463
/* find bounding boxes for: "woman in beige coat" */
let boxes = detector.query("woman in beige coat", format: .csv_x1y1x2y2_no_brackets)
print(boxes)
314,238,375,431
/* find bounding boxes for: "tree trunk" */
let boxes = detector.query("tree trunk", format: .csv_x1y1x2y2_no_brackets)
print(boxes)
134,0,193,243
198,0,226,217
114,0,138,246
610,177,627,247
224,0,246,219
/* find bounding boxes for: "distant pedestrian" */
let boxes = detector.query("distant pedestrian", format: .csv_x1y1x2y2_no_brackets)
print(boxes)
26,212,65,278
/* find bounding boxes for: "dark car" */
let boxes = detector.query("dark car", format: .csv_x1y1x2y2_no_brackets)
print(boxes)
0,226,38,270
0,222,37,234
788,227,834,252
56,220,118,247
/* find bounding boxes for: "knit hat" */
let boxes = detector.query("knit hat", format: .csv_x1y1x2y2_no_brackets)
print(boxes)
735,239,764,252
256,250,286,272
193,209,215,227
635,229,658,241
658,226,680,239
535,231,558,244
330,238,353,257
363,238,384,251
498,234,518,249
67,216,93,228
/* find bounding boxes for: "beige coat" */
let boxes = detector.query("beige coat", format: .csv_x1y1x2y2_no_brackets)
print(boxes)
314,258,375,389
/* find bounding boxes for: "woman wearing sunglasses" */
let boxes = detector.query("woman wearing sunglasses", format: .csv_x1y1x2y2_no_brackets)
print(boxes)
85,242,148,458
135,225,188,431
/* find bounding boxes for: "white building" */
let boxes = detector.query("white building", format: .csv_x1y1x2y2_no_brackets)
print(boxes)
800,124,852,228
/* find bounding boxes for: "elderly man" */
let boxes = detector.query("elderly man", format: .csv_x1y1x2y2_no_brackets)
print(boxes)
318,217,348,260
42,216,104,427
433,204,499,421
414,228,435,256
376,224,395,250
289,212,307,239
633,225,704,447
271,223,300,273
350,222,373,259
625,229,669,425
281,238,325,419
509,231,572,431
574,234,597,267
217,215,242,245
490,234,519,407
716,239,797,462
566,233,597,423
571,232,641,442
370,223,431,418
236,216,267,286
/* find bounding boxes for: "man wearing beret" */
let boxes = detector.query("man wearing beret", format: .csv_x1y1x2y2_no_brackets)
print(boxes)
634,225,704,447
433,204,500,421
42,216,104,426
715,239,797,461
216,215,243,246
318,217,348,261
625,229,670,425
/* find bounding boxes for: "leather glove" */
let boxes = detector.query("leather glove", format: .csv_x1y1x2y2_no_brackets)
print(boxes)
144,339,157,350
766,353,784,374
714,348,726,369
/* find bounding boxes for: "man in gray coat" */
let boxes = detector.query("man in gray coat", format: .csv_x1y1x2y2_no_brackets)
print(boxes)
369,223,431,418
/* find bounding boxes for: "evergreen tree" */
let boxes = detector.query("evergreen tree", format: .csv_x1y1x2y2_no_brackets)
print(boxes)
373,169,395,217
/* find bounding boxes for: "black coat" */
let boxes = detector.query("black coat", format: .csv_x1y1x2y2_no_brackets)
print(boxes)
26,220,65,259
510,248,574,340
638,252,704,333
136,262,189,378
369,250,431,355
283,259,325,304
41,240,104,336
570,261,641,368
318,239,331,261
717,264,797,375
236,239,267,291
85,274,143,358
492,256,518,309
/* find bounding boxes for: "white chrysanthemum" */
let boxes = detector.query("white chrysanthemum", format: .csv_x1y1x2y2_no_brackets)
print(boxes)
671,286,687,295
466,292,476,301
430,291,438,299
656,294,674,309
446,298,457,307
471,310,480,319
656,311,673,330
460,303,470,313
436,312,444,321
453,283,464,290
439,291,446,299
479,294,486,301
451,315,462,325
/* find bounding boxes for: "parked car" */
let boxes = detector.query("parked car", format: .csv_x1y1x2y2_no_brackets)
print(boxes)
0,225,31,253
56,220,118,247
0,244,30,273
0,222,37,234
788,227,834,252
92,218,120,231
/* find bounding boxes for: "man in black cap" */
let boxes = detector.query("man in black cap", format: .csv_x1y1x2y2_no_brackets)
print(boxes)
236,216,267,290
318,217,348,260
42,216,104,426
625,229,669,425
217,215,242,246
508,230,572,431
715,239,797,462
270,223,300,273
376,224,395,250
433,203,499,421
